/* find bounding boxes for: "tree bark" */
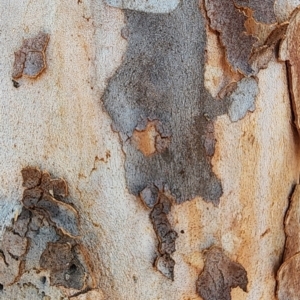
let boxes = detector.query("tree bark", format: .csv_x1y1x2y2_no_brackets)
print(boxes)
1,1,300,299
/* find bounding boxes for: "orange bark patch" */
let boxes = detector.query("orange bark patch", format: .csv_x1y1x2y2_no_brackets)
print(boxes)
131,121,170,156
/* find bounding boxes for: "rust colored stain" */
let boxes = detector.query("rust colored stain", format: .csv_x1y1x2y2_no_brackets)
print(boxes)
132,121,159,156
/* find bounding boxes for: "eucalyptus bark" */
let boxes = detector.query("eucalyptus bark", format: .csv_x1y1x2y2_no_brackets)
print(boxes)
0,1,300,299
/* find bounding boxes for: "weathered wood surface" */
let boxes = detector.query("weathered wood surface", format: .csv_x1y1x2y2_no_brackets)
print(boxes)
0,0,300,299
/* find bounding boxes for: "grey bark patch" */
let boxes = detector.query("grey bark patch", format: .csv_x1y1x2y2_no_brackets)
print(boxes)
13,208,31,237
104,0,180,13
227,78,259,122
196,247,248,300
12,32,49,79
140,185,158,209
234,0,277,24
36,194,79,237
102,0,230,204
204,0,257,75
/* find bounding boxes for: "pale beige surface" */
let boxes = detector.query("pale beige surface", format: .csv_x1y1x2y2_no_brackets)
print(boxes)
0,1,300,299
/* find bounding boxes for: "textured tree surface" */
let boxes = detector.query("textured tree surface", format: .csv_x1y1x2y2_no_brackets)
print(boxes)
1,0,300,299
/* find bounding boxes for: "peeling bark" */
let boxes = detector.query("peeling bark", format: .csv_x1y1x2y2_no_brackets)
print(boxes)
276,185,300,299
279,8,300,135
0,168,98,299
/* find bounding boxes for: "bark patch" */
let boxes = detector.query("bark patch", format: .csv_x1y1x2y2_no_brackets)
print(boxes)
103,0,229,204
204,0,257,75
12,32,49,79
234,0,276,24
0,167,96,298
21,168,78,237
140,188,178,280
227,77,258,122
40,242,86,290
150,194,178,280
196,247,248,300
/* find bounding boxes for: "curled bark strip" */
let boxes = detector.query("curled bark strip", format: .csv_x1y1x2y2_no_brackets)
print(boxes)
279,8,300,135
250,22,288,74
283,185,300,261
276,185,300,299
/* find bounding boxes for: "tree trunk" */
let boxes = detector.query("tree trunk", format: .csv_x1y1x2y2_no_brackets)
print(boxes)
1,1,300,299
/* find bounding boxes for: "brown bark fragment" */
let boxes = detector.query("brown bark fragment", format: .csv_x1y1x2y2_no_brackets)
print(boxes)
276,185,300,299
204,0,257,75
21,167,42,188
279,8,300,135
12,32,49,79
277,253,300,300
21,167,78,237
283,185,300,261
234,0,276,24
1,167,96,297
196,247,248,300
40,242,86,290
150,194,178,255
250,22,288,73
150,194,178,280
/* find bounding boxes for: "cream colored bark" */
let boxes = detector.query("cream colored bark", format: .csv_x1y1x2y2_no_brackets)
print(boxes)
0,1,300,300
